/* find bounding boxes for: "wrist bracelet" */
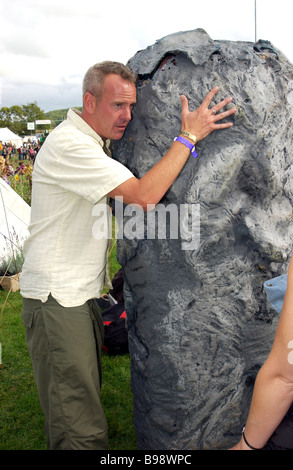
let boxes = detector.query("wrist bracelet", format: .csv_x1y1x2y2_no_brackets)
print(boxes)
242,427,261,450
174,136,198,158
180,130,197,145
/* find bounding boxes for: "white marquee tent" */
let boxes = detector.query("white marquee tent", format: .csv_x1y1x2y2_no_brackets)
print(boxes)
0,127,23,147
0,177,31,264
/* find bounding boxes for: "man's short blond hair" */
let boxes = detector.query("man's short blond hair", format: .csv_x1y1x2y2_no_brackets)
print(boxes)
82,61,137,101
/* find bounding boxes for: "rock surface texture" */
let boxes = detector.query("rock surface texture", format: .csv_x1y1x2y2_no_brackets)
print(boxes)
113,29,293,450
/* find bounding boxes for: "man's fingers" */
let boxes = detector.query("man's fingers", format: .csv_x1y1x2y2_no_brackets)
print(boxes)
179,88,236,141
180,95,189,113
212,96,234,114
212,108,237,130
201,86,220,108
214,107,237,121
213,121,234,129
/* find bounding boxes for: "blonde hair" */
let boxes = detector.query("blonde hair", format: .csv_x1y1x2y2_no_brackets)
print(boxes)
82,61,137,101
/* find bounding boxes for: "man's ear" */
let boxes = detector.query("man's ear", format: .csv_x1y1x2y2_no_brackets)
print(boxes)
83,92,97,114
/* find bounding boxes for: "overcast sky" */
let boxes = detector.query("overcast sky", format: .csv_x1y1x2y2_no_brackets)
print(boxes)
0,0,292,112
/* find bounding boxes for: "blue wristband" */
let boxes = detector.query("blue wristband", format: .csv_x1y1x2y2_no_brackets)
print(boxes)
174,136,198,158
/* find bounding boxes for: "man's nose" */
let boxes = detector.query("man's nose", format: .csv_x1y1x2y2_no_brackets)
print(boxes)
122,106,132,121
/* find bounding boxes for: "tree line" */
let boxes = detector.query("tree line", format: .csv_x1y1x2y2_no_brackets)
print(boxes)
0,103,82,137
0,102,47,136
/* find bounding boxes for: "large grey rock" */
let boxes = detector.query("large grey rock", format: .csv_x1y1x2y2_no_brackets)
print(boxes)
113,29,293,450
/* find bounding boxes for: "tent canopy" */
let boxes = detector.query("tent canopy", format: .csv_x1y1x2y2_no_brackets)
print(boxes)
0,127,23,147
0,177,31,263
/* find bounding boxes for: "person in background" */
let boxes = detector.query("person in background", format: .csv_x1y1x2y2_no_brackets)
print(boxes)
20,61,236,450
231,255,293,450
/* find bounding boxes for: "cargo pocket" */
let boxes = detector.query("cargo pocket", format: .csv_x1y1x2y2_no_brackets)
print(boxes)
21,300,42,361
21,309,34,328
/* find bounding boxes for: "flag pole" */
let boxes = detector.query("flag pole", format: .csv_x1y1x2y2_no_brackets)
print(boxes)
255,0,257,42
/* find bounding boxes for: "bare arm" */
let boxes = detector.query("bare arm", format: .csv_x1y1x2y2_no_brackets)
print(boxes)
231,256,293,450
108,87,236,210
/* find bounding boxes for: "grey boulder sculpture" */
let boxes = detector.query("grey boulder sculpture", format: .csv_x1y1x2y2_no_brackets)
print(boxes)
113,29,293,450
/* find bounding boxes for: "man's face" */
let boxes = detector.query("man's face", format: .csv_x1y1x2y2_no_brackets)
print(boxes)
92,74,137,140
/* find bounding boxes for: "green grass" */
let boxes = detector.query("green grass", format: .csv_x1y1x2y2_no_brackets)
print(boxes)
0,289,137,450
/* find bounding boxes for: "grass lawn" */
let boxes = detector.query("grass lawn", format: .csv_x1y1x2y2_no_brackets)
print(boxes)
0,289,137,450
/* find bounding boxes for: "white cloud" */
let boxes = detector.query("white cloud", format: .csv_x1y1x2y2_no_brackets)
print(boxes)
0,0,292,111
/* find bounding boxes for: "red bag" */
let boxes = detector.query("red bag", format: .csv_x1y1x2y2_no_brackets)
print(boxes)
102,303,129,355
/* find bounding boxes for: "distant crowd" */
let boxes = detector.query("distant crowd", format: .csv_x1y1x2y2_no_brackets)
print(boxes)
0,138,41,180
0,139,41,164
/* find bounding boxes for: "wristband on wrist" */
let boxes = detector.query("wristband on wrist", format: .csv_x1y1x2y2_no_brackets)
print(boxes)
180,130,197,145
242,427,261,450
174,136,198,158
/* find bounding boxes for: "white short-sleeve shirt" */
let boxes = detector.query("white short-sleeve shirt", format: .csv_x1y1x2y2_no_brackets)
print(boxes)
20,109,134,307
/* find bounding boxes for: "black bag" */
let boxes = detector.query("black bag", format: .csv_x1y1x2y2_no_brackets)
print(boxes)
102,302,129,355
264,404,293,450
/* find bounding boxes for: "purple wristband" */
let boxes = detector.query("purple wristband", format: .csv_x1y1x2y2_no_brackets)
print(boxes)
174,136,198,158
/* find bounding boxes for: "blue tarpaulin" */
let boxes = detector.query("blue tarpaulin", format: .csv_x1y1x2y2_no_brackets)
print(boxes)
263,274,288,315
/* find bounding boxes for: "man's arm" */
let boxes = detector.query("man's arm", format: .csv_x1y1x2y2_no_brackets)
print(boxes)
231,256,293,450
108,87,236,210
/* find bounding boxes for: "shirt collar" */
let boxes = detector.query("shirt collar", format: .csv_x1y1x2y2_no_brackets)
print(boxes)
67,108,111,154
